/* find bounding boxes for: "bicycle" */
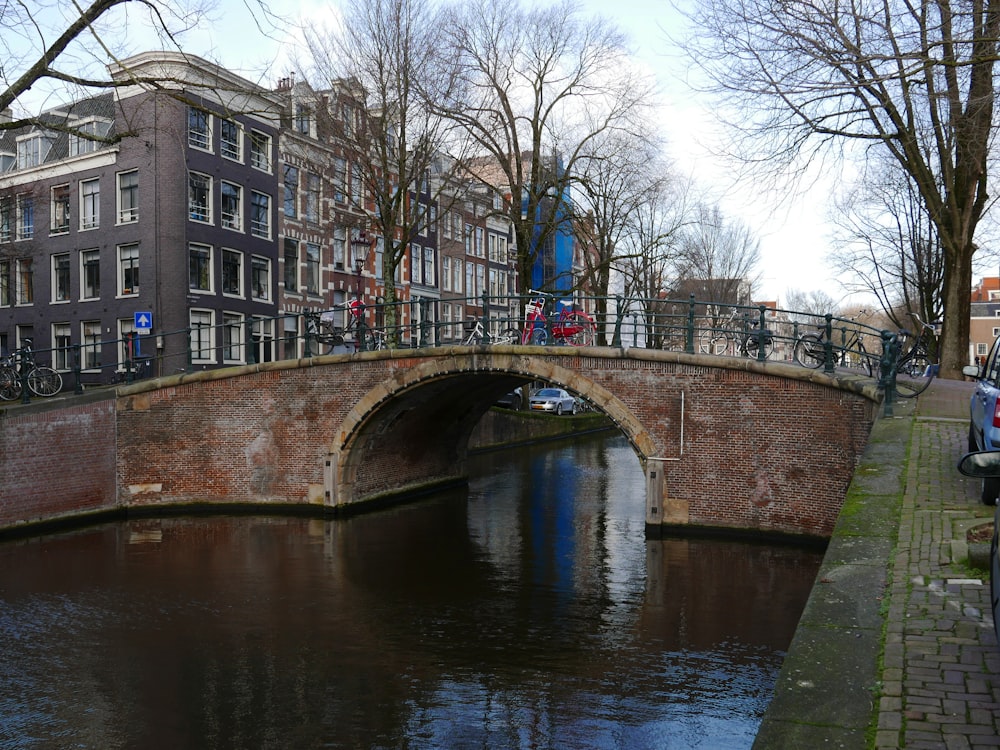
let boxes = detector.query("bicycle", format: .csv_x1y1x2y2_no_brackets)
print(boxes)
699,308,774,360
0,338,63,400
309,301,382,353
520,291,596,346
793,317,874,376
892,313,938,398
462,318,520,346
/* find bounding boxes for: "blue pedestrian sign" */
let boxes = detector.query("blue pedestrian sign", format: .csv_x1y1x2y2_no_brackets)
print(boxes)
134,311,153,332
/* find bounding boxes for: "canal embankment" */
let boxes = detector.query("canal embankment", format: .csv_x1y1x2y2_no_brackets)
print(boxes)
754,378,1000,748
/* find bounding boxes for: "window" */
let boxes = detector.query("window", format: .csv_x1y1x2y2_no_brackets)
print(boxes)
118,319,138,370
250,130,271,172
0,198,10,242
294,103,311,135
465,261,473,297
223,312,244,362
190,310,215,362
283,238,298,291
51,323,72,370
250,192,270,238
251,317,276,363
453,257,463,293
221,182,242,231
333,226,346,270
305,243,320,295
375,237,384,281
117,170,138,223
15,258,33,304
80,178,100,230
464,224,472,254
0,261,9,306
220,119,242,161
68,119,111,157
411,243,422,284
51,185,70,233
423,246,435,287
475,227,484,257
333,158,346,202
16,133,53,169
350,163,362,203
476,263,485,297
283,166,298,217
305,173,320,222
16,195,33,240
222,249,243,296
82,321,101,370
188,108,212,150
442,256,451,291
81,249,100,300
189,244,212,292
119,243,139,295
52,254,70,302
189,172,212,223
251,256,271,301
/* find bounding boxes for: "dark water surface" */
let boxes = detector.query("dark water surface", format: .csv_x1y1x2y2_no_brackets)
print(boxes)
0,434,822,749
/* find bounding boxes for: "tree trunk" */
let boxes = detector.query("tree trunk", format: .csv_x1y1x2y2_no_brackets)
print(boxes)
937,242,974,379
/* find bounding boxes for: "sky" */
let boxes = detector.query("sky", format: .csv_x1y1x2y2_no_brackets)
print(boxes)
13,0,846,306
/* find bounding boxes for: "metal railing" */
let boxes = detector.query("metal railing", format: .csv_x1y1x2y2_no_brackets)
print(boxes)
2,292,917,410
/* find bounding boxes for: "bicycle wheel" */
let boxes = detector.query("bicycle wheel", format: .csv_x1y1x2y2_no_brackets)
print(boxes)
563,313,595,346
0,367,21,401
894,351,934,397
491,327,520,345
27,366,62,397
743,334,774,360
699,330,730,355
529,327,548,345
793,334,825,368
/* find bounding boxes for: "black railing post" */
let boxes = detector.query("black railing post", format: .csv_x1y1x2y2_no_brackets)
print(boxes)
481,291,491,344
72,344,83,395
19,346,30,404
880,330,898,416
124,331,135,383
823,314,836,375
757,304,768,362
686,294,696,353
612,295,623,347
303,311,314,358
357,303,368,352
246,319,256,365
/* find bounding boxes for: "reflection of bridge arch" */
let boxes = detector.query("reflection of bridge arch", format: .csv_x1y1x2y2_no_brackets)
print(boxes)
330,353,657,510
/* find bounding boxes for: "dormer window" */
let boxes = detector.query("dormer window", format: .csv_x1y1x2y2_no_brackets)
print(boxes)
16,133,54,169
0,152,13,172
68,118,112,157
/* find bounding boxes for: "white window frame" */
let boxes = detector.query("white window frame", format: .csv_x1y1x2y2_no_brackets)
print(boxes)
80,248,100,301
222,312,245,363
52,322,72,370
221,181,243,231
52,253,71,303
250,191,270,238
82,320,102,370
249,130,271,172
189,172,212,224
188,108,212,151
189,309,216,363
222,248,244,298
251,256,271,301
220,118,243,161
80,178,100,230
15,258,33,305
51,184,70,234
118,243,139,296
117,170,139,224
189,243,213,293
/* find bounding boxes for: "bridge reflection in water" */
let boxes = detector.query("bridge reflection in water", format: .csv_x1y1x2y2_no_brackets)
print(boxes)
0,434,822,749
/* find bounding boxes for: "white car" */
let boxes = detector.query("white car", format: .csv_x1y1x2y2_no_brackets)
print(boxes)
529,387,577,416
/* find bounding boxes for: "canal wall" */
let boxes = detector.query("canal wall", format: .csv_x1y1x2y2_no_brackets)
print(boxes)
469,408,613,451
0,393,118,533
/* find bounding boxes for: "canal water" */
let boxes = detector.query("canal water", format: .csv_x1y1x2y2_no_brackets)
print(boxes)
0,433,822,749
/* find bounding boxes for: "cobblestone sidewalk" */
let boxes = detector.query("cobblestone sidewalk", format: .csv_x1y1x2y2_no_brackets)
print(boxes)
876,380,1000,749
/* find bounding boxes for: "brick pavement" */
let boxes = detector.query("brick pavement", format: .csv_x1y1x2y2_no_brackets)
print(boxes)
875,379,1000,749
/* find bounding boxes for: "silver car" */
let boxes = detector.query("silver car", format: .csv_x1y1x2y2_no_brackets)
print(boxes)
529,387,577,416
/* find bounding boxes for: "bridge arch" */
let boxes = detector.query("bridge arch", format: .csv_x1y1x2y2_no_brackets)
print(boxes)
329,352,658,508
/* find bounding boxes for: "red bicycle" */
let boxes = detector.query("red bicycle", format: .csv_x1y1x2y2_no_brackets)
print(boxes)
520,290,597,346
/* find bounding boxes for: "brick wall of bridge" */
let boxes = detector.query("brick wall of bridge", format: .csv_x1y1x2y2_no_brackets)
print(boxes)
0,349,881,540
0,397,117,531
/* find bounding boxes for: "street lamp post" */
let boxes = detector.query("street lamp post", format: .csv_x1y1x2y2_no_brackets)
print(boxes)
351,231,369,351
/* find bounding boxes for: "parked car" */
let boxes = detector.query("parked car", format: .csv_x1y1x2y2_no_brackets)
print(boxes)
963,344,1000,503
956,450,1000,643
529,388,577,416
494,389,522,410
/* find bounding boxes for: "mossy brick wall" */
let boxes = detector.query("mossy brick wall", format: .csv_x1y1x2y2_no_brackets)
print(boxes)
0,398,117,530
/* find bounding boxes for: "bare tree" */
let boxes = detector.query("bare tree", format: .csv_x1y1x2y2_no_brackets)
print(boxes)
681,0,1000,377
303,0,463,342
671,203,762,309
1,1,278,137
574,129,668,343
830,160,945,336
440,0,653,300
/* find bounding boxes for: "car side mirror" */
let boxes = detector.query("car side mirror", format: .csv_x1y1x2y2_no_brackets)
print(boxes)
958,451,1000,477
963,364,982,378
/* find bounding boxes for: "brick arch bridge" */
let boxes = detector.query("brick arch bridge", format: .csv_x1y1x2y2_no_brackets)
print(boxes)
107,346,879,540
